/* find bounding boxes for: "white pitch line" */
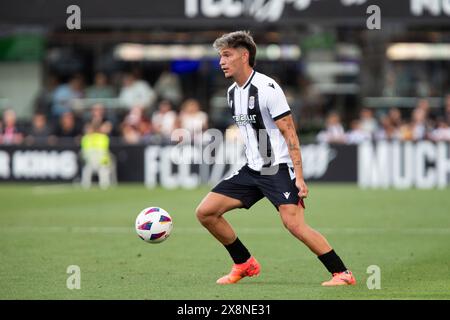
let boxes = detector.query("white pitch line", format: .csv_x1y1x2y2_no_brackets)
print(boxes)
0,226,449,235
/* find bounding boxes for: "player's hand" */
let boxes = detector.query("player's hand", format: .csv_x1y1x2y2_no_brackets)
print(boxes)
296,179,308,199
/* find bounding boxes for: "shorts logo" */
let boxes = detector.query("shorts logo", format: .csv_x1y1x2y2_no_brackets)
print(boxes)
283,192,290,199
249,96,255,109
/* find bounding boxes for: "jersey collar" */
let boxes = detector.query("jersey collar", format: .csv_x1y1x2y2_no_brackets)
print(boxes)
236,70,256,90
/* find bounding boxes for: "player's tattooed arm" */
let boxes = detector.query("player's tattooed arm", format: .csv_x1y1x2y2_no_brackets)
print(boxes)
275,114,304,179
276,114,309,198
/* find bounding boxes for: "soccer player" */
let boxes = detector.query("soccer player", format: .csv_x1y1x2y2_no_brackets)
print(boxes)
195,31,356,286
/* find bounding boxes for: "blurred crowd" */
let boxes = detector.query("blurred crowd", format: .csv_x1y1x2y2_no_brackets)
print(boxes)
1,69,450,146
0,70,209,146
317,96,450,144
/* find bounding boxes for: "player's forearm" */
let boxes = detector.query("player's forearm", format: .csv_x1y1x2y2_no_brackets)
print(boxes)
284,132,304,180
276,115,304,180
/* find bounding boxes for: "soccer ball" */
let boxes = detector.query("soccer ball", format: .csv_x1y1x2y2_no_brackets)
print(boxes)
135,207,173,243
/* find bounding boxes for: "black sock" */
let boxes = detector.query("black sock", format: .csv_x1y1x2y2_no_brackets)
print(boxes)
318,249,347,274
224,237,251,264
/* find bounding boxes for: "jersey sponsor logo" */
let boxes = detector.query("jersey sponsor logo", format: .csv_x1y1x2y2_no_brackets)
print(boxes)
283,192,290,199
249,96,255,109
233,114,257,126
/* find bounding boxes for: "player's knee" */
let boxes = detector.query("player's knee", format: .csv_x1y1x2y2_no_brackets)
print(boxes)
282,218,301,233
195,205,217,225
195,205,208,223
283,220,308,241
279,207,306,236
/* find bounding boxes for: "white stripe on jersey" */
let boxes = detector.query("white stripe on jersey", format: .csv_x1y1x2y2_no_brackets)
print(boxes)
227,71,292,171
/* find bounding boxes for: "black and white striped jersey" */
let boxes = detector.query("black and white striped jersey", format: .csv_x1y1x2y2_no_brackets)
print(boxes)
227,70,292,171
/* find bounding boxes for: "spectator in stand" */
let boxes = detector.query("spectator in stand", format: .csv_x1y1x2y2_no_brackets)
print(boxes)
137,116,153,143
119,71,156,111
86,72,116,101
430,117,450,142
345,120,371,144
25,113,52,145
121,123,141,144
51,74,84,119
359,108,378,138
388,107,403,129
154,66,183,106
85,103,113,136
120,106,153,144
416,98,431,117
398,122,414,141
375,115,401,141
51,111,82,144
411,107,428,141
317,111,346,144
152,100,178,142
416,98,437,130
179,98,208,142
0,109,23,145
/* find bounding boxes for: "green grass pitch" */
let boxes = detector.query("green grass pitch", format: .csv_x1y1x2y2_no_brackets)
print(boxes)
0,183,449,300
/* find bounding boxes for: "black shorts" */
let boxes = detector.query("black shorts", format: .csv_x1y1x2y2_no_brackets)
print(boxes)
211,163,305,211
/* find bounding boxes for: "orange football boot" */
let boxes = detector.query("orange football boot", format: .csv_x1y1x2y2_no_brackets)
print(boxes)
321,270,356,286
216,256,261,285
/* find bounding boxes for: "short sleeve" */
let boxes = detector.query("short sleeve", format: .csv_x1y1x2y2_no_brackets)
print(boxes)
267,82,291,121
